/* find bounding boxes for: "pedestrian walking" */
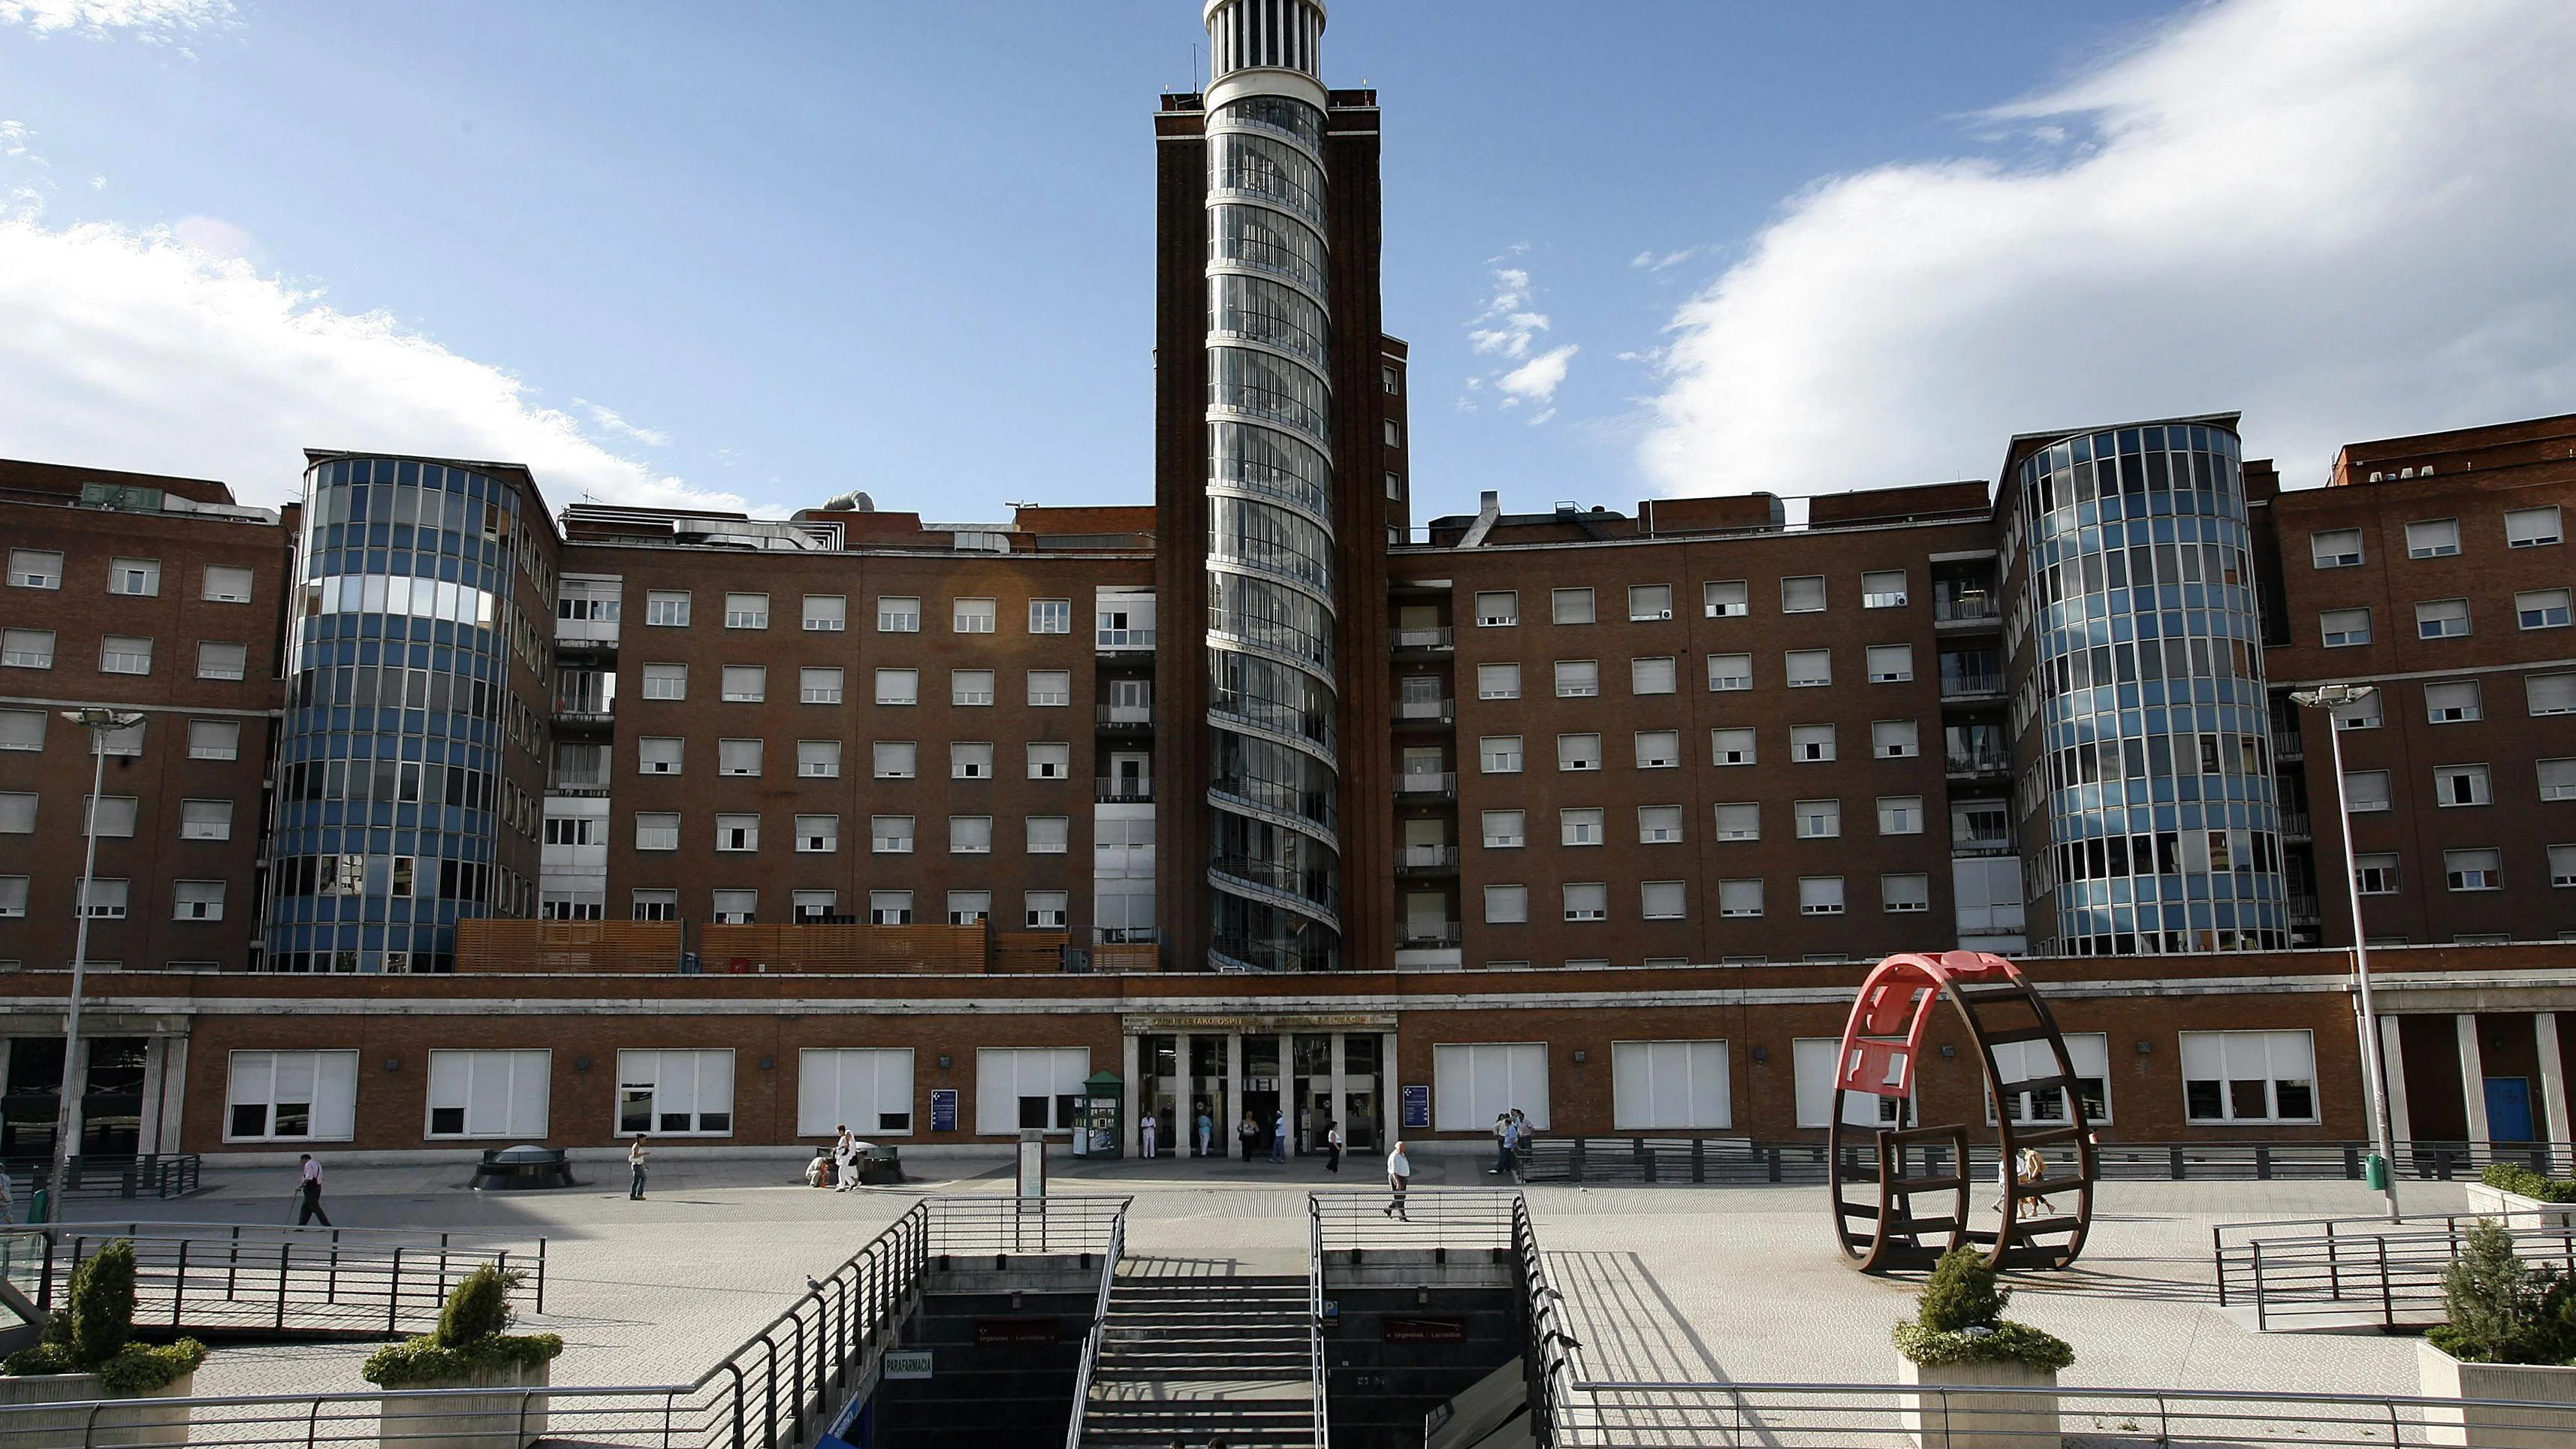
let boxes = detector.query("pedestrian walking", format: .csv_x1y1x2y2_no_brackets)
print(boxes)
1271,1109,1287,1163
834,1128,859,1191
1238,1112,1260,1161
1325,1121,1344,1173
628,1135,650,1200
1382,1141,1411,1219
1489,1113,1513,1175
1140,1111,1160,1160
295,1153,332,1227
1196,1106,1214,1158
1508,1108,1531,1177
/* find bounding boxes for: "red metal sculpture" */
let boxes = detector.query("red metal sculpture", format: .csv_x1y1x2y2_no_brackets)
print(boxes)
1826,950,2098,1272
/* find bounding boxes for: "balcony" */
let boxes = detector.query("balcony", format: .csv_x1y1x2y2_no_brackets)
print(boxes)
2288,893,2321,924
1939,671,2004,701
1391,626,1455,654
547,773,610,798
1944,751,2010,780
551,705,614,729
2279,810,2312,841
1096,777,1154,804
1395,771,1458,800
1934,594,1999,627
2273,730,2305,763
1399,922,1462,949
1096,703,1154,732
1394,698,1457,728
1096,626,1157,653
1950,834,2014,858
1395,845,1461,877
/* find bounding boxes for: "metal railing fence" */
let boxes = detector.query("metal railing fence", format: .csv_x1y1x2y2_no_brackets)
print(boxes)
1310,1187,1521,1253
2,1154,199,1200
33,1221,543,1336
1308,1199,1331,1449
1060,1209,1125,1449
0,1194,1131,1449
1558,1380,2576,1448
1516,1136,2576,1185
2213,1214,2576,1330
1513,1195,1576,1449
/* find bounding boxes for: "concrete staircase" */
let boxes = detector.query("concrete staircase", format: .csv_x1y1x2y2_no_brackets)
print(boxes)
1078,1273,1317,1449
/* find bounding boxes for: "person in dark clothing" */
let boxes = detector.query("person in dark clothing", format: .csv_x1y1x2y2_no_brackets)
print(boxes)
1325,1120,1344,1173
296,1154,332,1227
1238,1112,1260,1161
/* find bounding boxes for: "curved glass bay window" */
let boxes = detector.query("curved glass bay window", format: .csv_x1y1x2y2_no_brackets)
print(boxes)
264,456,525,973
2008,421,2289,955
1203,0,1339,971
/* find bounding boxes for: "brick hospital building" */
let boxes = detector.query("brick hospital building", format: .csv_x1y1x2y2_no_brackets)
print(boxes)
2,0,2574,1165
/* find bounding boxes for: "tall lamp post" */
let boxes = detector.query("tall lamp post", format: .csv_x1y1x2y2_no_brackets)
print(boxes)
44,708,146,1223
2289,684,2401,1220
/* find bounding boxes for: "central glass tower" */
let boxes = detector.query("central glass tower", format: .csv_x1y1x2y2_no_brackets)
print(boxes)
1199,0,1342,972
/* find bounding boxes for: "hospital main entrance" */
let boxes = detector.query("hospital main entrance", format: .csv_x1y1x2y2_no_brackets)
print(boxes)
1121,1015,1393,1161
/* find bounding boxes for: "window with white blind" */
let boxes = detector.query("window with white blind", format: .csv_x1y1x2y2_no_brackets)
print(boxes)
1634,729,1679,768
1880,874,1929,913
873,741,917,779
1785,649,1831,687
1,629,53,669
1027,670,1072,707
1613,1040,1730,1130
617,1049,734,1136
1711,728,1755,766
637,663,686,701
632,889,678,922
2310,529,2363,569
84,795,137,837
796,815,839,853
0,877,24,919
1560,808,1605,847
952,670,995,706
1483,884,1528,923
1556,733,1600,771
1627,584,1673,621
1482,811,1525,848
2539,758,2576,801
2445,848,2502,891
2552,846,2576,889
976,1047,1090,1134
109,558,160,596
1714,802,1759,841
196,641,248,680
638,736,683,775
1640,880,1686,919
2405,518,2460,558
952,742,995,780
1989,1034,2110,1124
1793,1037,1913,1129
1480,736,1523,774
791,891,837,923
800,667,843,704
1871,720,1920,759
715,814,760,852
79,878,128,918
875,669,919,705
426,1050,551,1139
226,1050,359,1142
946,891,991,926
719,666,766,702
643,590,690,627
798,1049,915,1136
100,635,152,675
870,890,913,925
1474,591,1519,626
801,594,846,632
1795,799,1842,838
2531,674,2576,717
723,593,768,629
1476,663,1521,700
2505,506,2562,548
1864,645,1911,683
1781,576,1826,613
2181,1031,2314,1123
1555,660,1599,697
1562,882,1608,921
1704,580,1748,618
953,598,997,634
2519,588,2574,630
1551,588,1594,625
877,596,921,632
1434,1043,1550,1131
1630,657,1676,695
173,880,225,920
1861,571,1908,608
635,812,680,851
8,549,62,589
1791,723,1836,762
711,889,757,924
2343,771,2392,812
2425,681,2481,723
718,739,763,777
189,719,239,760
180,799,232,841
1718,879,1763,917
1877,796,1923,835
951,816,993,855
1027,817,1069,854
871,816,915,853
2416,599,2471,638
1707,653,1751,691
2,794,37,835
1799,877,1845,915
2316,608,2370,648
795,740,840,778
2353,855,2398,895
1027,742,1070,780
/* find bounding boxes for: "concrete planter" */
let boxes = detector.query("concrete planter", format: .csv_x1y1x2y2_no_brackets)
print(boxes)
2464,1182,2576,1228
0,1369,195,1447
2417,1340,2576,1448
1896,1357,2059,1449
376,1360,550,1449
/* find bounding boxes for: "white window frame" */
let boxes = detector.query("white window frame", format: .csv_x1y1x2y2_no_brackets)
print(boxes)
225,1049,359,1143
424,1049,552,1140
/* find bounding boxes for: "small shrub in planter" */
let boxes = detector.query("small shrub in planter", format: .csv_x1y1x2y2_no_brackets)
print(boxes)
2481,1164,2576,1206
1893,1248,2076,1374
2,1240,207,1393
362,1266,563,1388
2427,1218,2576,1366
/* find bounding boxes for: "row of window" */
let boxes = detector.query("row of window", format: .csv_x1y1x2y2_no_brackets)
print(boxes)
1464,645,1933,699
1477,874,1922,924
2322,673,2576,727
213,1030,2318,1145
0,631,253,679
6,551,258,602
2317,590,2571,647
0,876,225,921
632,664,1093,707
0,713,241,759
606,737,1092,781
2351,846,2576,895
1456,797,1977,848
2339,760,2576,810
1467,721,1924,773
0,793,233,841
623,811,1074,856
606,591,1086,635
616,887,1070,928
2308,507,2561,569
1467,573,1920,628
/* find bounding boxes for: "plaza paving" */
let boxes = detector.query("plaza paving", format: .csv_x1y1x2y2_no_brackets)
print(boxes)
52,1151,2472,1403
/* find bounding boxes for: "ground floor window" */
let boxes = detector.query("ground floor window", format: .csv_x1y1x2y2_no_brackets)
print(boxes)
1431,1042,1550,1132
1612,1040,1730,1130
799,1048,915,1137
1985,1032,2110,1126
1793,1037,1914,1130
975,1047,1090,1134
617,1049,734,1136
225,1049,357,1143
425,1049,550,1139
2181,1030,2315,1124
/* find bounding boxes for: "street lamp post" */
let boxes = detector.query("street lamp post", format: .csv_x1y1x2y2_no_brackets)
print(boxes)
45,708,146,1223
2289,684,2401,1220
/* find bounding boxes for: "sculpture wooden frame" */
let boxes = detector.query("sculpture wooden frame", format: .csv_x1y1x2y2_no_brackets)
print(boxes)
1826,949,2098,1273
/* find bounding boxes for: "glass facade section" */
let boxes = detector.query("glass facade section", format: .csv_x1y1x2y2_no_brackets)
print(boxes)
1203,0,1338,972
263,456,528,973
2007,421,2288,955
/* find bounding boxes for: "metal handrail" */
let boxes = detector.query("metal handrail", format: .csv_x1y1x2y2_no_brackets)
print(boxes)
1308,1198,1331,1449
1513,1194,1576,1448
2214,1214,2576,1327
1514,1136,2576,1185
36,1221,546,1331
1060,1209,1127,1449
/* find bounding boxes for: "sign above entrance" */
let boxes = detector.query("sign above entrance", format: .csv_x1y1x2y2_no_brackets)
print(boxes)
1126,1014,1396,1034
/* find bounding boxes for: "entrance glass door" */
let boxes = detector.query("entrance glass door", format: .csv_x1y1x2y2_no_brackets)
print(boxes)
1187,1036,1228,1157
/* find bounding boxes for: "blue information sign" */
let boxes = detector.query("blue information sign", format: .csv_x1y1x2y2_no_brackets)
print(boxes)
1400,1083,1431,1130
929,1088,959,1133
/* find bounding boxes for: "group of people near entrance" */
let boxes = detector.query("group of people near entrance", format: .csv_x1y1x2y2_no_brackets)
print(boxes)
1138,1107,1349,1170
799,1125,876,1190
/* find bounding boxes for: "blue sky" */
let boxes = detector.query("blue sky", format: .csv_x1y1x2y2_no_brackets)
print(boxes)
5,2,2574,524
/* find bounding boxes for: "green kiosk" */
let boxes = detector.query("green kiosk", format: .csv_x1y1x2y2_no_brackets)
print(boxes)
1072,1070,1124,1160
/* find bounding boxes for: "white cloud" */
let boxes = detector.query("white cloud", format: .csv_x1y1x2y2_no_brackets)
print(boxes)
1466,265,1549,358
1641,0,2576,500
1497,344,1578,412
0,218,742,514
1463,259,1576,421
0,0,231,38
171,213,252,260
579,400,671,448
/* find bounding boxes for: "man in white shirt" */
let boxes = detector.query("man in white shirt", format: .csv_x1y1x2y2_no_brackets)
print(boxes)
1383,1142,1411,1220
296,1154,331,1226
628,1136,650,1200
